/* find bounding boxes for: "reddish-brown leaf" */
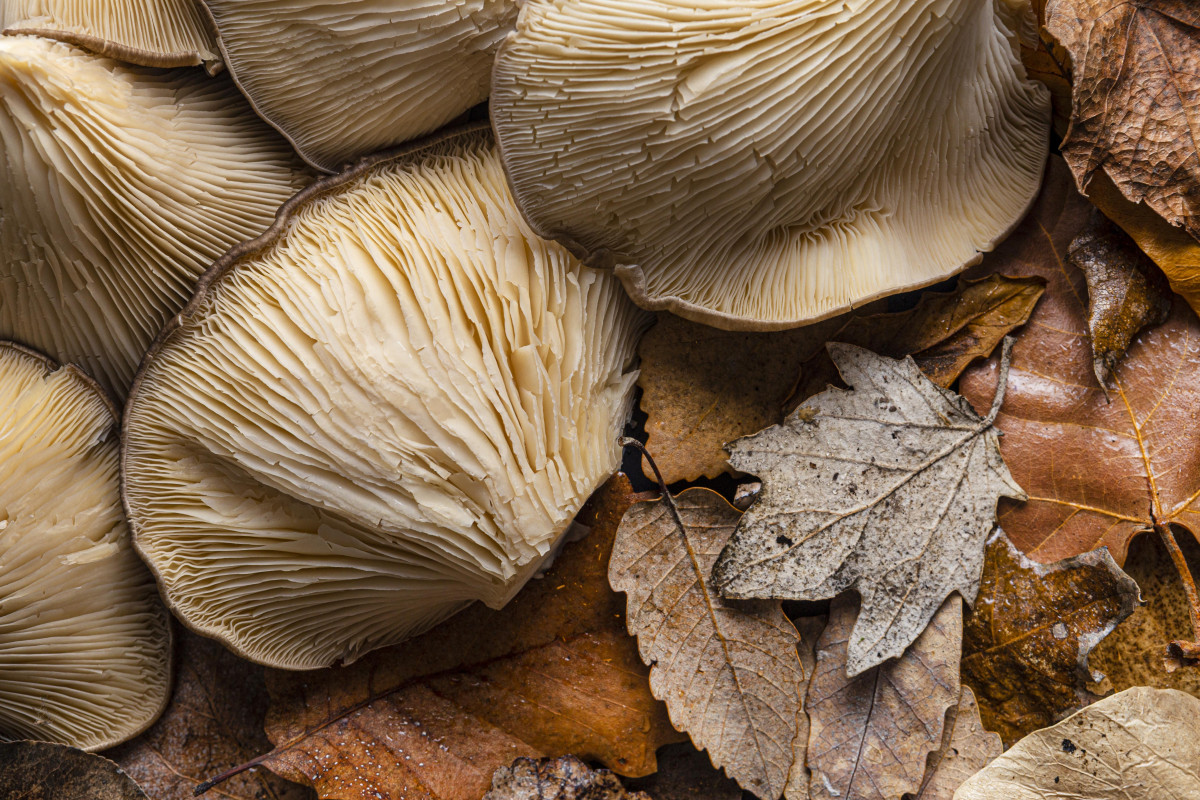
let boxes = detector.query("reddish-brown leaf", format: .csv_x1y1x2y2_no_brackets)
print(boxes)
637,276,1043,485
257,475,682,800
961,531,1140,746
108,631,314,800
960,158,1200,566
1047,0,1200,240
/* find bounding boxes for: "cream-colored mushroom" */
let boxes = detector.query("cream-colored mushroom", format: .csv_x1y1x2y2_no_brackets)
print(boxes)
202,0,519,172
123,124,650,669
0,35,309,396
491,0,1051,330
2,0,220,70
0,342,171,751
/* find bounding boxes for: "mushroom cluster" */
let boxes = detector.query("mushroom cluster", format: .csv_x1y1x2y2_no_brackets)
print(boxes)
0,0,1049,750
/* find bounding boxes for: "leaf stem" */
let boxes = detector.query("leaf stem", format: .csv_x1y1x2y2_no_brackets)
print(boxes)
194,754,267,795
985,335,1016,426
619,437,685,532
1154,521,1200,665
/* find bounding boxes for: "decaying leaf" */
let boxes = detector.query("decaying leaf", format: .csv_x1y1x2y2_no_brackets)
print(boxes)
109,631,314,800
637,275,1043,484
954,686,1200,799
806,595,962,800
610,489,807,800
1090,532,1200,697
624,744,742,800
713,343,1025,675
1087,168,1200,317
1047,0,1200,241
959,158,1200,567
1012,0,1073,134
906,688,1001,800
483,756,649,800
960,531,1140,746
1070,209,1170,386
0,740,148,800
256,475,682,800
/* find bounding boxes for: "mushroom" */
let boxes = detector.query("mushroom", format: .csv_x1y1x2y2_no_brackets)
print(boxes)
200,0,519,172
491,0,1051,330
122,124,650,669
0,35,310,396
2,0,220,71
0,341,171,751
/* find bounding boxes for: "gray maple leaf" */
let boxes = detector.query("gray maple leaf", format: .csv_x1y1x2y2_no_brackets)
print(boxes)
712,342,1024,676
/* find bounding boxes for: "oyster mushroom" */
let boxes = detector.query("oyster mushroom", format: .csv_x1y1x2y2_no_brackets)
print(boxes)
491,0,1051,330
0,35,309,396
0,341,171,750
202,0,519,172
122,124,650,669
2,0,220,70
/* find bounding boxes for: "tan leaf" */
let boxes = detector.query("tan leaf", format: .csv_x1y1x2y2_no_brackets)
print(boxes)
625,744,743,800
959,157,1200,567
1090,532,1200,697
108,631,313,800
906,688,1001,800
1071,208,1171,386
1047,0,1200,241
637,276,1043,484
255,475,682,800
960,531,1140,746
483,756,649,800
806,595,962,800
713,343,1024,675
610,489,807,800
954,687,1200,799
0,741,148,800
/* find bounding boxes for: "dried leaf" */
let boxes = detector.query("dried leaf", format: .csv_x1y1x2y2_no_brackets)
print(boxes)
1090,532,1200,697
960,530,1140,746
954,687,1200,799
0,741,148,800
788,274,1045,407
257,475,682,800
713,344,1025,675
1086,168,1200,317
624,744,742,800
109,631,314,800
806,595,962,800
483,756,649,800
610,489,807,800
906,688,1001,800
959,158,1200,566
1047,0,1200,240
1071,209,1171,386
638,276,1043,484
1012,0,1073,135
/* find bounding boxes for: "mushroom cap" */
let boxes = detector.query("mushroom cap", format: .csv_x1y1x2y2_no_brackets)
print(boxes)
0,36,310,396
0,341,171,751
2,0,220,70
201,0,519,172
122,124,650,669
491,0,1051,331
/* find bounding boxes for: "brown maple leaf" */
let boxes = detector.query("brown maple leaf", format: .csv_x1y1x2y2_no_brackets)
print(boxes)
805,595,962,800
109,631,313,800
1047,0,1200,240
960,531,1140,746
960,159,1200,549
906,687,1001,800
215,475,681,800
637,275,1043,484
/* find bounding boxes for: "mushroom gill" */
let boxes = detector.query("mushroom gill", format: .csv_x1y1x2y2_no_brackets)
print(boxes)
123,125,650,669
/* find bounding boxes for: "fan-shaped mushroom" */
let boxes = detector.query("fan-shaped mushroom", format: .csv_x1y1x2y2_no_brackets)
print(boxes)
123,124,650,669
202,0,519,172
2,0,220,70
491,0,1051,330
0,35,309,395
0,342,171,751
